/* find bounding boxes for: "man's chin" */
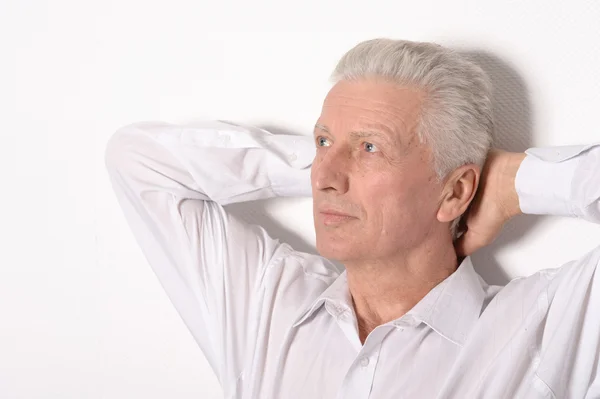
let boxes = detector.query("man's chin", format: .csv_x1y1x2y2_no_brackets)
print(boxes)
315,239,357,262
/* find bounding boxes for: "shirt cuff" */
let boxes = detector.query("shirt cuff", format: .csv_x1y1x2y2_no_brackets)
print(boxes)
265,133,315,198
515,143,599,216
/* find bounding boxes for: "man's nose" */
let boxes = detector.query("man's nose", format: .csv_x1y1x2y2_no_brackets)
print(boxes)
313,148,350,194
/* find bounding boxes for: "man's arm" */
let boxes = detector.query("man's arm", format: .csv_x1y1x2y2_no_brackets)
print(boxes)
516,144,600,397
456,141,600,397
104,120,314,391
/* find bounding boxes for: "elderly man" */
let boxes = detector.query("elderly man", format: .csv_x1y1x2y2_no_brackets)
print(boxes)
105,38,600,398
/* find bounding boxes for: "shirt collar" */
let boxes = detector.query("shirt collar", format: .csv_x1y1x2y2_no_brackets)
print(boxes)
293,256,487,347
292,269,352,327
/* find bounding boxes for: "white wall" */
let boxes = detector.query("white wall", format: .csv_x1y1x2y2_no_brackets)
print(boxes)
2,0,599,398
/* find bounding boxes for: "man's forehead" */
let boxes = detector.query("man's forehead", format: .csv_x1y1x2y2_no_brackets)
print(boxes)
321,81,423,132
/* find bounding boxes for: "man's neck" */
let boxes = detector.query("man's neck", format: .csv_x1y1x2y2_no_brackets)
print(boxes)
344,239,458,344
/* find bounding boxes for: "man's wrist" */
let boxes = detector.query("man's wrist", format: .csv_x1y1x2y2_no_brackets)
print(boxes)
499,151,527,219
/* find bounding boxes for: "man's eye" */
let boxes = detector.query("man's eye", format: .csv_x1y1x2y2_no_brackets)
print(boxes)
364,142,378,153
317,136,331,147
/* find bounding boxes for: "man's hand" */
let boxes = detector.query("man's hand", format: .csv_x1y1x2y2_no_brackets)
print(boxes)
454,149,527,257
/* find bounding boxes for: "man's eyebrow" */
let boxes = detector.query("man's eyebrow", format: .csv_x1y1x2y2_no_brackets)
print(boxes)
349,130,388,141
314,123,397,145
314,123,329,134
351,123,398,145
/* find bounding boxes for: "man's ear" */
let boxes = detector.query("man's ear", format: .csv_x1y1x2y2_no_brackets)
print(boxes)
437,164,480,223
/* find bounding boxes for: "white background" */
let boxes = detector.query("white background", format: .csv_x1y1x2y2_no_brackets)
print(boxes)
2,0,600,398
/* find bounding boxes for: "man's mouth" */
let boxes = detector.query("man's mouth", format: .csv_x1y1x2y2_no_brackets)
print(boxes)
318,208,356,226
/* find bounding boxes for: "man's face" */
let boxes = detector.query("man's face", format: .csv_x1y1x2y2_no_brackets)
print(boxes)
311,78,443,262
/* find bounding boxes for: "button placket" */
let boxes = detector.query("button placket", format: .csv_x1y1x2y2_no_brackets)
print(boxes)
336,329,387,399
355,329,386,370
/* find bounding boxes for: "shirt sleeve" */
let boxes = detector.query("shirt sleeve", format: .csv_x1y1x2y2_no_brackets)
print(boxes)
515,142,600,223
513,142,600,396
103,120,315,391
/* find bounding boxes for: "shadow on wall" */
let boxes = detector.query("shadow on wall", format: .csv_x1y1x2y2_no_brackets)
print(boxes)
461,50,539,286
227,49,539,287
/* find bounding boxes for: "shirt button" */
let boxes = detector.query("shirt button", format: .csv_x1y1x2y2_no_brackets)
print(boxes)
289,153,297,161
359,357,370,367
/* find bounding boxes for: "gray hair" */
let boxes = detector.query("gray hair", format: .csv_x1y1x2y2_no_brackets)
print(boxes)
330,38,494,238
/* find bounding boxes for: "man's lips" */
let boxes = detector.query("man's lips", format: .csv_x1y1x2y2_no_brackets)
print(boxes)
318,208,357,226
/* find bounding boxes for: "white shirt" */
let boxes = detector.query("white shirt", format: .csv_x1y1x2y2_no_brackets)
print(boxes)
104,120,600,399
